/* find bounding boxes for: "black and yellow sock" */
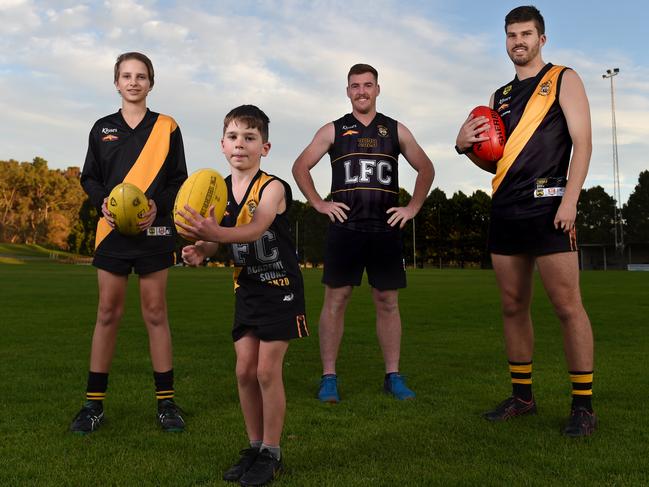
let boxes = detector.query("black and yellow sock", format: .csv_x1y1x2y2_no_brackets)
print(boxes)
154,369,174,402
569,371,593,412
509,361,533,401
86,371,108,403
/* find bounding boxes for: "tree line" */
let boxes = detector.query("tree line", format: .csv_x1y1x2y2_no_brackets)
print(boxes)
1,158,648,267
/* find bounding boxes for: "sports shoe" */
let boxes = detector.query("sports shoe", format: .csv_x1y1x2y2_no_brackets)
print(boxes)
157,399,185,432
239,449,283,486
384,373,416,400
223,447,260,482
563,407,597,437
483,396,537,421
70,400,104,435
318,374,340,403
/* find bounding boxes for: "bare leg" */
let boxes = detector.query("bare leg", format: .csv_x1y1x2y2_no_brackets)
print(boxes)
491,253,536,362
372,288,401,374
89,270,128,372
257,340,290,446
319,285,353,375
234,334,263,442
139,269,173,372
537,252,594,371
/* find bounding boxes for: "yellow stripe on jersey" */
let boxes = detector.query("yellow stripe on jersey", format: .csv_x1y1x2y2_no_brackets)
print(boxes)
492,65,565,195
95,114,178,249
572,389,592,396
511,378,533,384
232,172,276,291
330,152,398,165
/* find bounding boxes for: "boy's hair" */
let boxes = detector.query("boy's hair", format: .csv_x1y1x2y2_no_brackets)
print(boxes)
347,63,378,83
114,52,155,87
223,105,270,142
505,6,545,35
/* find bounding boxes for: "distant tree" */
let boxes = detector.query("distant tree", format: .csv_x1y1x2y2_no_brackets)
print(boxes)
623,170,649,243
68,198,99,255
576,186,615,244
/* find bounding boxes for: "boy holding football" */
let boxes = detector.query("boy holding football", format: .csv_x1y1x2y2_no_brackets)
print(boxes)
177,105,308,486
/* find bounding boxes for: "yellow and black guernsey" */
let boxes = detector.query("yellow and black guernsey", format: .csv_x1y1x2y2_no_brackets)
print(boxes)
80,109,187,258
329,113,400,232
491,63,571,219
221,171,306,329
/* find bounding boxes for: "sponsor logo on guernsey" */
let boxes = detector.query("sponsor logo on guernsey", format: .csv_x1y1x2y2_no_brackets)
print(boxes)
102,128,118,134
503,85,512,95
377,125,389,137
497,103,509,113
247,200,257,216
357,137,378,148
342,129,359,136
342,124,357,130
538,80,552,96
102,134,119,142
147,226,173,236
498,96,511,105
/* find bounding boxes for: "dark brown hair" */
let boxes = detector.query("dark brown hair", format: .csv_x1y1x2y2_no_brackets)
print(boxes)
347,63,378,83
505,6,545,35
223,105,270,142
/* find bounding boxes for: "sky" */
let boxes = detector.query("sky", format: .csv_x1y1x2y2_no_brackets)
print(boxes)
1,0,647,205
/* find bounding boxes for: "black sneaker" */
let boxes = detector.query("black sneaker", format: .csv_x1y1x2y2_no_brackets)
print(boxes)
223,447,260,482
239,449,283,486
483,396,537,422
157,399,185,432
563,406,597,437
70,400,104,435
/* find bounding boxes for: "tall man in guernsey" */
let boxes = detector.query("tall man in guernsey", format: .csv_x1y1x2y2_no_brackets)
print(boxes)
455,6,596,436
293,64,434,402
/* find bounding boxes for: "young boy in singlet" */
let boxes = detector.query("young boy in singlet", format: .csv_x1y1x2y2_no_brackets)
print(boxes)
177,105,308,485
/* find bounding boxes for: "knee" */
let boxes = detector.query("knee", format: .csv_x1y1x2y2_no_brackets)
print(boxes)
96,304,123,328
236,360,258,386
500,294,528,319
325,290,352,315
256,363,279,389
142,303,167,328
554,301,585,324
373,292,399,315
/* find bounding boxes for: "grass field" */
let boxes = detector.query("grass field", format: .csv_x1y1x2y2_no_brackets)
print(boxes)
1,261,648,486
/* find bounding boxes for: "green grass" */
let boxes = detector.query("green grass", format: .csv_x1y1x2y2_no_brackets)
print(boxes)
1,262,648,486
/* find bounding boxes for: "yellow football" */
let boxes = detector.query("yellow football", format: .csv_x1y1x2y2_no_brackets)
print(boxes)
107,183,149,236
174,168,228,241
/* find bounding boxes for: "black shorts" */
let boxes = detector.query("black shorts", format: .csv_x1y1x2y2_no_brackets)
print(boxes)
92,252,176,275
232,314,309,342
488,211,578,256
322,225,406,290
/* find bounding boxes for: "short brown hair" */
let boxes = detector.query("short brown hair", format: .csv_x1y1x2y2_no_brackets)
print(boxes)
505,5,545,35
114,52,155,88
347,63,378,83
223,105,270,142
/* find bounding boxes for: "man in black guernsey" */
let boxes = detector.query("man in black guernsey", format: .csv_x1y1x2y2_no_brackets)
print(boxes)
70,52,187,435
293,64,434,402
455,6,596,437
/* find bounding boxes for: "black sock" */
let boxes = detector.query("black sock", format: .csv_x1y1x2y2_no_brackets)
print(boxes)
569,371,593,412
154,369,174,402
509,361,533,401
86,371,108,403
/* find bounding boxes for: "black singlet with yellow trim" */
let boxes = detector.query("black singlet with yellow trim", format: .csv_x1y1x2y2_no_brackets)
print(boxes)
80,109,187,258
329,112,400,232
221,171,306,327
491,63,571,219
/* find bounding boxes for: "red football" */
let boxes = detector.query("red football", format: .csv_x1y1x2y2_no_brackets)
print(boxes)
471,106,506,162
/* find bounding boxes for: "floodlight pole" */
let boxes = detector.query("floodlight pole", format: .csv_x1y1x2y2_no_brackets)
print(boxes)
602,68,624,253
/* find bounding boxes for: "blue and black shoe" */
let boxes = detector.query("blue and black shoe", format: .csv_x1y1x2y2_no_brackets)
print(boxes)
70,400,104,435
384,373,416,400
318,374,340,403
